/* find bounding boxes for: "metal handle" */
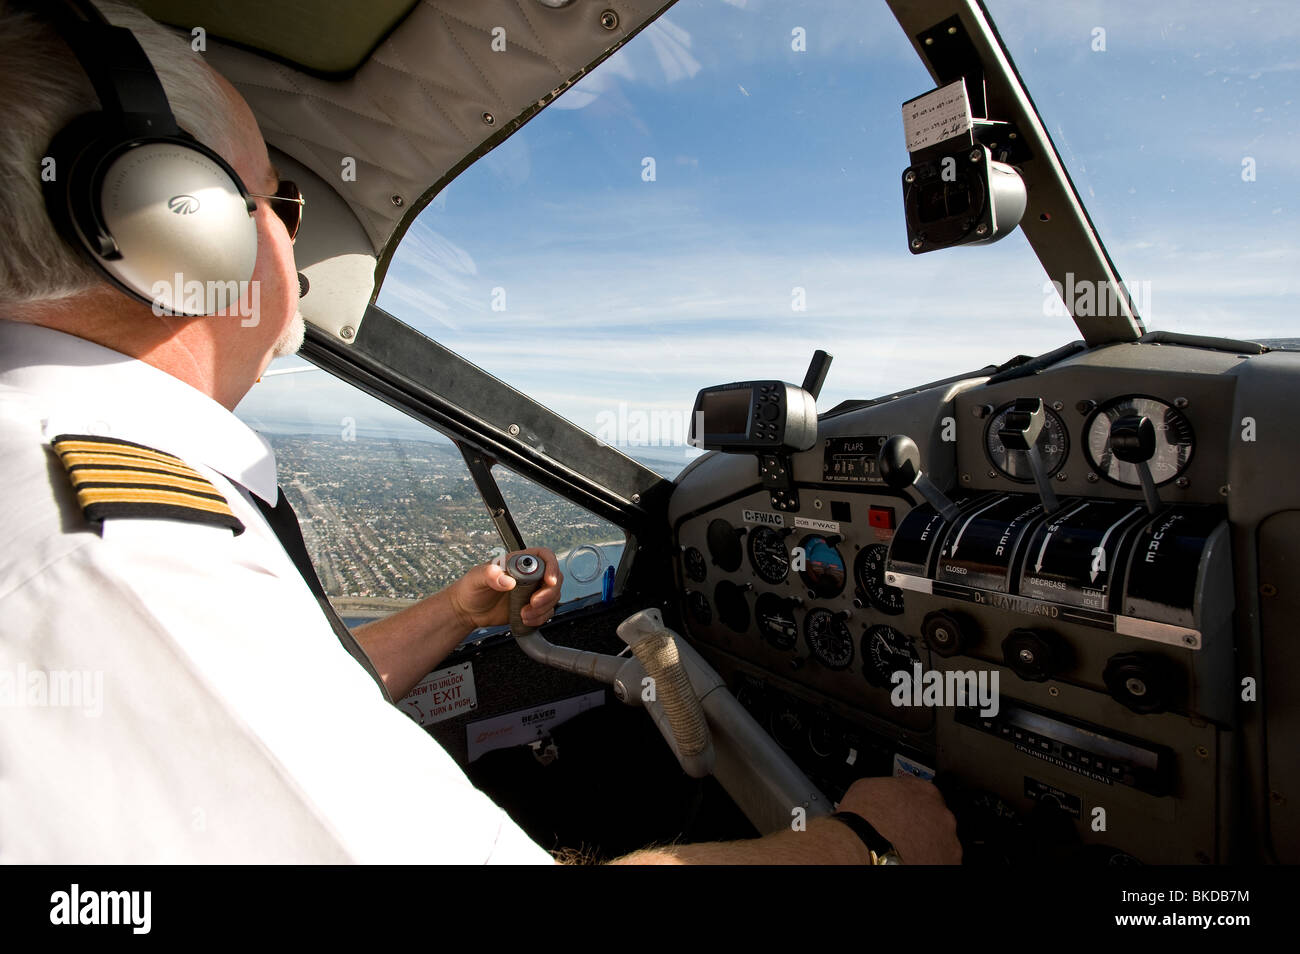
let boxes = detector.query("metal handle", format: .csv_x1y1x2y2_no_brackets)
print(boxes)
505,552,544,635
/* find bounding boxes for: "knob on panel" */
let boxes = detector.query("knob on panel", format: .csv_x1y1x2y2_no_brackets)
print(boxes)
922,610,975,657
1001,628,1069,682
878,435,923,490
1103,652,1179,714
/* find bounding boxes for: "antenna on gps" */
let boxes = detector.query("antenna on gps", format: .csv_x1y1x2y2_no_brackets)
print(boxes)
801,350,833,400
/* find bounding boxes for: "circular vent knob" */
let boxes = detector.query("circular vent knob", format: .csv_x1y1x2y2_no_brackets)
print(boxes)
1103,652,1179,714
1001,629,1068,682
922,610,974,658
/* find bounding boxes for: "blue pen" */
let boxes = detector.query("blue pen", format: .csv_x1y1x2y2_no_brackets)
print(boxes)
601,564,615,602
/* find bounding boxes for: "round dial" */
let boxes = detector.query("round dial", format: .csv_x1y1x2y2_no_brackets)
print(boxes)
798,535,846,599
808,714,846,760
754,592,798,650
734,678,767,722
687,591,711,625
713,580,750,633
863,624,920,689
984,401,1070,482
706,518,743,571
1085,396,1195,487
771,706,805,750
805,608,855,670
747,525,790,584
855,544,904,615
683,546,707,583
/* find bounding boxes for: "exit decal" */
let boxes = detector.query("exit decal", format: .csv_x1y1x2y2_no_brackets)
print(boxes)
397,662,477,727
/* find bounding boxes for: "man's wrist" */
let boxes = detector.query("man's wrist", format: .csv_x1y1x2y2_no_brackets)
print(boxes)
438,581,476,636
828,811,901,864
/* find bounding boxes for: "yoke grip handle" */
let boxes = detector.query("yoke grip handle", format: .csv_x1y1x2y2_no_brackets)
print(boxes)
506,553,544,636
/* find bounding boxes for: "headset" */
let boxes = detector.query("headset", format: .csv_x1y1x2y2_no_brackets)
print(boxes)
41,0,258,316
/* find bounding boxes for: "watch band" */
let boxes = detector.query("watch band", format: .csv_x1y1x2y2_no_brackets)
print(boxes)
829,811,903,864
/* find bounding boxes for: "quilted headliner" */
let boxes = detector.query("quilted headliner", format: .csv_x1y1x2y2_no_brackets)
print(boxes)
136,0,418,75
193,0,674,278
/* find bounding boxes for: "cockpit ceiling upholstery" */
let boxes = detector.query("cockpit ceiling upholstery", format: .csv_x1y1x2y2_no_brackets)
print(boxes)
168,0,674,267
135,0,418,75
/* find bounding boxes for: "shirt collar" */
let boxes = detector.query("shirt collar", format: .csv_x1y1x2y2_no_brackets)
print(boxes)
0,320,279,503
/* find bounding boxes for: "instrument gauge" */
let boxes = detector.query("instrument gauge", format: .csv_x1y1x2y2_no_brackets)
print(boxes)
682,546,707,583
687,591,711,625
747,526,791,584
754,593,798,650
771,706,805,751
854,543,905,615
1085,396,1194,487
797,535,846,598
713,580,750,633
805,608,855,670
984,401,1070,482
706,518,743,571
863,624,920,689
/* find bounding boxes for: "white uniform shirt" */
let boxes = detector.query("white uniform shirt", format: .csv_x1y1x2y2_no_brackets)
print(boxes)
0,320,554,864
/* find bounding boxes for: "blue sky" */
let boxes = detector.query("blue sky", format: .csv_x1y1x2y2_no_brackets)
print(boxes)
242,0,1297,465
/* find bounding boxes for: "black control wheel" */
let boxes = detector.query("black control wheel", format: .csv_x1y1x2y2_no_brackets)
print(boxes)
922,610,974,657
1002,629,1069,682
1103,652,1180,714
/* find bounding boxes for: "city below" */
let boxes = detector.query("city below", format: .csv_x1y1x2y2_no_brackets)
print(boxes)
269,433,653,617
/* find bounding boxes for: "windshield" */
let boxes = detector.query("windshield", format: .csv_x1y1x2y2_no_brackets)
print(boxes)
983,0,1298,343
254,0,1296,479
371,0,1071,478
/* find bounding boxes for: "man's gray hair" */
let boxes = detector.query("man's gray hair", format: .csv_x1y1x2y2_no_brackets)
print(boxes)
0,1,239,307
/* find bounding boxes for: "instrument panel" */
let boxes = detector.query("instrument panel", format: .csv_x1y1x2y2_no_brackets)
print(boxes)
665,338,1281,864
678,486,932,733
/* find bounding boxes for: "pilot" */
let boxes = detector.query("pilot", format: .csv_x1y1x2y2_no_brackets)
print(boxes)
0,0,959,864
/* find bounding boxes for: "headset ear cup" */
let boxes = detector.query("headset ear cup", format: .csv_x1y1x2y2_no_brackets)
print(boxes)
41,112,119,263
43,125,258,316
95,140,257,315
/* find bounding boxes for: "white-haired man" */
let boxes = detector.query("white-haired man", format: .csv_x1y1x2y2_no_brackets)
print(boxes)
0,0,960,865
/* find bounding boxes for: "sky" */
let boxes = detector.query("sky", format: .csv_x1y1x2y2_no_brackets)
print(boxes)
239,0,1298,469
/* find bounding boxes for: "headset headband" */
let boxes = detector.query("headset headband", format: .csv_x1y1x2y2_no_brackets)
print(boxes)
50,0,181,138
38,0,260,315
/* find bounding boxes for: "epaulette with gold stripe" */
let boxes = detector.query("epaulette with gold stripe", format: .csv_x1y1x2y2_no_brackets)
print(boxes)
50,434,245,535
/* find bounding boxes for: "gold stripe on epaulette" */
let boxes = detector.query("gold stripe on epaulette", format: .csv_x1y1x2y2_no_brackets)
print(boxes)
65,467,225,498
57,450,203,480
51,434,244,535
75,486,237,515
52,438,202,470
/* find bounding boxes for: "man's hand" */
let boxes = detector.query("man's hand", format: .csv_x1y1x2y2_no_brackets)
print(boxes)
837,775,962,864
446,548,564,632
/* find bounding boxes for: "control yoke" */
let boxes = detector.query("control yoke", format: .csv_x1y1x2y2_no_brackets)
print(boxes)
504,554,715,777
501,556,829,832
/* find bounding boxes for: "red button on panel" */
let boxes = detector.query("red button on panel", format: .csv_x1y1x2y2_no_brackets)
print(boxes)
868,506,895,531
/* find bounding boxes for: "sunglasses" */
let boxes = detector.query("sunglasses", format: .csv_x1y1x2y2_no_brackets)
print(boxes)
246,180,305,242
